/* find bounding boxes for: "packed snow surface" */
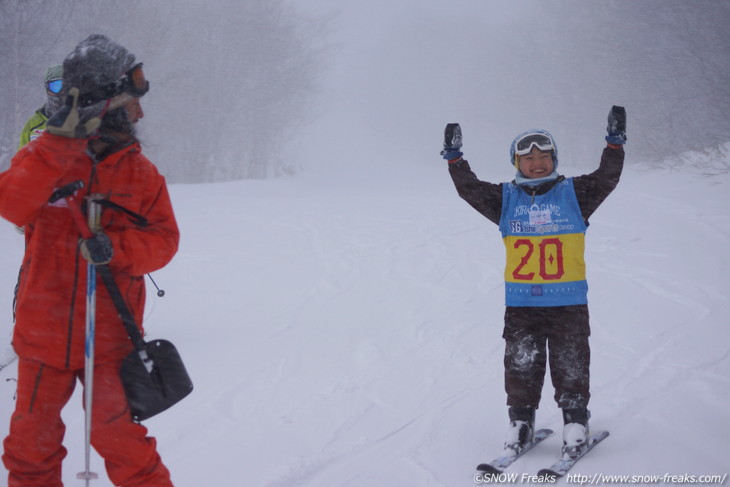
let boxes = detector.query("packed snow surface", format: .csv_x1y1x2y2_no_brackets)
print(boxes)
0,153,728,486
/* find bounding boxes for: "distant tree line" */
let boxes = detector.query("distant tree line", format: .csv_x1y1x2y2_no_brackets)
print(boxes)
536,0,730,164
0,0,326,182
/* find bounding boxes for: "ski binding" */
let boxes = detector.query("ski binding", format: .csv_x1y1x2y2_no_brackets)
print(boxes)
477,428,554,474
537,430,609,480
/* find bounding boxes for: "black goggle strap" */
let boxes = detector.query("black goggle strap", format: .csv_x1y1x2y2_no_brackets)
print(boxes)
78,79,123,107
77,63,149,107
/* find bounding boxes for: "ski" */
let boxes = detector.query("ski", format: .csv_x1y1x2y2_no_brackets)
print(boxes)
537,430,609,480
476,428,554,474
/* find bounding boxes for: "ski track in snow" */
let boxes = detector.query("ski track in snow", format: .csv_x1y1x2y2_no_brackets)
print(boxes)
0,165,728,485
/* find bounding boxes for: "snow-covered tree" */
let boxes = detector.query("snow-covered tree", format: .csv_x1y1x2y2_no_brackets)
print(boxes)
0,0,326,182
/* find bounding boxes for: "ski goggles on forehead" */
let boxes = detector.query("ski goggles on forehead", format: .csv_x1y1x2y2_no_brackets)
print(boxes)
514,133,554,156
46,79,63,94
78,63,150,107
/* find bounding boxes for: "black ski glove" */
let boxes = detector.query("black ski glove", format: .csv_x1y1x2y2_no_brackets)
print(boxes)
46,87,103,139
80,232,114,266
441,123,463,161
605,105,627,145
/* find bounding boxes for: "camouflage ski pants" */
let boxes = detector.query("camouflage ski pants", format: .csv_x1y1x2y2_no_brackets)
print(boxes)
502,305,591,410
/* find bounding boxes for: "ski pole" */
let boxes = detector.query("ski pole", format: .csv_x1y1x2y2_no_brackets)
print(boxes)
67,189,156,372
76,195,102,486
147,273,165,297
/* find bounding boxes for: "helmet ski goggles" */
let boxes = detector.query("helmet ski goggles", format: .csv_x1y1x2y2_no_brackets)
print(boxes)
514,132,555,156
46,79,63,94
78,63,150,107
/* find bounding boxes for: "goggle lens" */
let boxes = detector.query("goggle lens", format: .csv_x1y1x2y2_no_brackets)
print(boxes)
47,79,63,94
127,64,149,95
515,133,554,155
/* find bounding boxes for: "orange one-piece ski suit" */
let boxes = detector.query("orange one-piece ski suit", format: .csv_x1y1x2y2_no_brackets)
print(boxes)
0,132,179,487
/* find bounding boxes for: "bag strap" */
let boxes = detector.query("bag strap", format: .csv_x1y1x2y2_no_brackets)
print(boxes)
48,180,148,228
62,184,148,353
96,264,147,353
96,198,148,227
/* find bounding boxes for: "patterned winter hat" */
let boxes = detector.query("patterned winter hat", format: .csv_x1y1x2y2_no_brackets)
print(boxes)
44,64,63,84
62,34,136,97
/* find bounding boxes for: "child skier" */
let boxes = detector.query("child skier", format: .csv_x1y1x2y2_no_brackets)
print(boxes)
443,106,626,459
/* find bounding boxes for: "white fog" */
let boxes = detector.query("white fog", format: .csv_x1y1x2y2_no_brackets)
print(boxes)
0,1,729,486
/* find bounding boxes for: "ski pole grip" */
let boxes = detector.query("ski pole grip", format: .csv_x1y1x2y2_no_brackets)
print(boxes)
49,180,85,204
59,179,94,238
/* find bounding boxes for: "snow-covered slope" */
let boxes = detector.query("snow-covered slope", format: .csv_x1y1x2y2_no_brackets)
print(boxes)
0,154,728,486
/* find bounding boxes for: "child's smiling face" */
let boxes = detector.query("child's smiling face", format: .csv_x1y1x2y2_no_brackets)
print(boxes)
517,147,555,179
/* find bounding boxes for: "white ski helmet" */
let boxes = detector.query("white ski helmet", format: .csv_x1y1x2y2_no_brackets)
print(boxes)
510,129,558,169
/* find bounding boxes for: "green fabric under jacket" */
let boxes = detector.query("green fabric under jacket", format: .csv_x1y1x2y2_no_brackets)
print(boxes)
17,109,49,149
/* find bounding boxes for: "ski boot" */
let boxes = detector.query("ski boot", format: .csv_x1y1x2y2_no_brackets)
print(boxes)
504,406,535,455
562,407,590,459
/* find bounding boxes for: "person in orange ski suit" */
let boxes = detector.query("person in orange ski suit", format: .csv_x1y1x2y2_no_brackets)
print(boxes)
0,35,179,487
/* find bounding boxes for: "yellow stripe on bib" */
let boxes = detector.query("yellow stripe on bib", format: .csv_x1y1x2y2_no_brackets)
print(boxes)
504,233,586,284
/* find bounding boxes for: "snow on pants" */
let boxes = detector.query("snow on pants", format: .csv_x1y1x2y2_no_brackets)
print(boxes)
3,357,173,487
502,305,591,410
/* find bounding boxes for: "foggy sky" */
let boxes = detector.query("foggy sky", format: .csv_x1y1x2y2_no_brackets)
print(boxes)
290,0,730,182
3,1,729,182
